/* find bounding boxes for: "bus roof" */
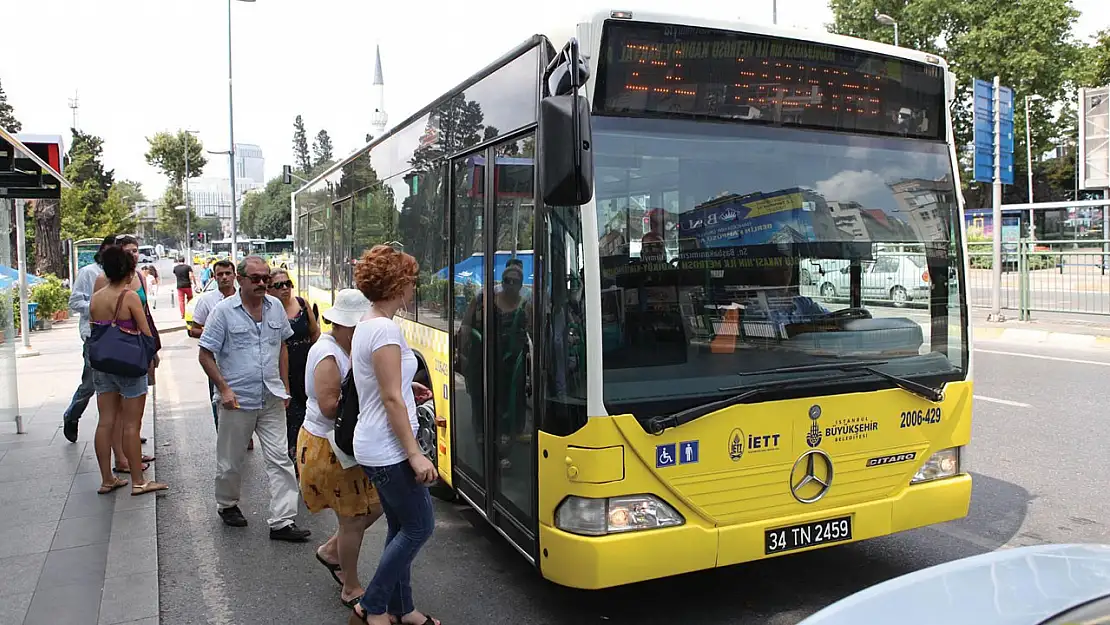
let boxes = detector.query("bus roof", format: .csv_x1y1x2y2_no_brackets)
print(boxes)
575,9,949,69
294,10,949,199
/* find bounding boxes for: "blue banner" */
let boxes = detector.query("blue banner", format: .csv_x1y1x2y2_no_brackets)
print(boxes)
971,78,1015,185
678,188,837,250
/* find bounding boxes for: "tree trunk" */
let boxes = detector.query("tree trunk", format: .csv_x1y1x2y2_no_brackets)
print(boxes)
32,200,67,279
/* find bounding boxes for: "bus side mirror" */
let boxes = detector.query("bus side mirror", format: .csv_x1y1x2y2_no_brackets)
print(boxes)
540,94,593,206
540,37,593,207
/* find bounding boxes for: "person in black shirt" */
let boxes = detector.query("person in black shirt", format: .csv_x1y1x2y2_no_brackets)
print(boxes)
173,258,197,319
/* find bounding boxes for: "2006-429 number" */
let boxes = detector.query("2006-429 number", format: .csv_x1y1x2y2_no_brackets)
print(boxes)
900,408,942,428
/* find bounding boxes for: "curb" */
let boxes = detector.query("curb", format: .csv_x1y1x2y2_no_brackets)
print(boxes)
974,326,1110,349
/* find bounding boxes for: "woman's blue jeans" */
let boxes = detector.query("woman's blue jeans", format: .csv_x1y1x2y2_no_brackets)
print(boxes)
359,460,435,617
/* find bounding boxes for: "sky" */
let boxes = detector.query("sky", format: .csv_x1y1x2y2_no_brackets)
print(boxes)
3,0,1107,200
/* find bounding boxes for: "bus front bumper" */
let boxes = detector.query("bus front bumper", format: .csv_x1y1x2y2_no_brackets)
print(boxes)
538,473,971,590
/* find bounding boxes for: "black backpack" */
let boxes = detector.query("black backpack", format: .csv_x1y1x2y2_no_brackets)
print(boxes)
333,369,360,456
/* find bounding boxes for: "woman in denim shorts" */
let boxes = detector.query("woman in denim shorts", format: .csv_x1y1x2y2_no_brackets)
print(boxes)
89,245,168,496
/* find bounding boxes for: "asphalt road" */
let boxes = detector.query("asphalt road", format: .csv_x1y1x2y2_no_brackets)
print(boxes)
153,331,1110,625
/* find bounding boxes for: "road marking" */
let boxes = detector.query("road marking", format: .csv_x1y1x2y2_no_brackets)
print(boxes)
973,395,1031,408
975,348,1110,367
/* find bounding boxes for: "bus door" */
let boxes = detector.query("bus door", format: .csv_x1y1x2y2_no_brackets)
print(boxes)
450,132,539,560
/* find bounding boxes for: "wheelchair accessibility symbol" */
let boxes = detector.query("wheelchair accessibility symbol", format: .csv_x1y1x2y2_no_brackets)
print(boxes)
656,444,677,468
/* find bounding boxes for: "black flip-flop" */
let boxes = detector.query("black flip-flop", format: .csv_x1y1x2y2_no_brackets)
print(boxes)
315,551,342,586
341,592,363,609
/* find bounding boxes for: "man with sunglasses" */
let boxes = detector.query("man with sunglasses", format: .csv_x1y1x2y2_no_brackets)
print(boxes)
189,259,239,433
198,255,310,541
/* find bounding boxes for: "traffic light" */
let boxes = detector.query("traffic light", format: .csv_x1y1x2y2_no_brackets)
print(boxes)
282,164,292,185
197,232,205,244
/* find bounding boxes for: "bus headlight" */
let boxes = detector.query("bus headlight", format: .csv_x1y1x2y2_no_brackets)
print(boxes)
554,495,684,536
911,447,960,484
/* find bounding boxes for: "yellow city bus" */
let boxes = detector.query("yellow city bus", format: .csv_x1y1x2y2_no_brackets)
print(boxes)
293,10,972,590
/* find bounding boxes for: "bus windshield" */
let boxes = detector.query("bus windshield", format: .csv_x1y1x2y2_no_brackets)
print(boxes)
592,114,968,415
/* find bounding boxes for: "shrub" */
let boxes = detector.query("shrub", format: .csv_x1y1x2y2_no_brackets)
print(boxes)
30,274,70,317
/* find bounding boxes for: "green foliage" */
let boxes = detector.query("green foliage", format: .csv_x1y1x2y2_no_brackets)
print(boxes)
0,78,21,133
417,276,451,312
312,130,334,170
156,186,193,241
240,176,294,239
59,129,120,240
144,130,207,189
29,274,70,317
293,115,312,175
0,289,17,331
1074,29,1110,87
828,0,1081,205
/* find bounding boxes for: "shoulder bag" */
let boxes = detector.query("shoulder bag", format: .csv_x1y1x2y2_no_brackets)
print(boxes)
88,291,157,378
333,368,361,457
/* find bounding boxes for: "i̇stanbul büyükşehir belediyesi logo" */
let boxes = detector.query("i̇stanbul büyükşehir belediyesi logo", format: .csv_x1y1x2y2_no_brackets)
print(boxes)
807,404,880,448
806,405,822,448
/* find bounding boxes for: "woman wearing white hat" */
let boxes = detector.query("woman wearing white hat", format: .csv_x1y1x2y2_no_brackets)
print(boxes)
296,288,383,608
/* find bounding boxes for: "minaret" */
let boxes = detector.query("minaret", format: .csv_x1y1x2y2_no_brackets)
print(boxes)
370,45,387,138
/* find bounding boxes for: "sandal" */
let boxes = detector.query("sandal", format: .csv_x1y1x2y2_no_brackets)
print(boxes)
114,462,150,473
341,592,363,609
141,454,156,463
315,550,343,586
131,481,169,496
97,478,129,494
349,606,403,625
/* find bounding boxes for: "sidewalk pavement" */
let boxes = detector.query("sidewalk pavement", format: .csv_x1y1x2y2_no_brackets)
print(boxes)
0,288,186,625
971,312,1110,349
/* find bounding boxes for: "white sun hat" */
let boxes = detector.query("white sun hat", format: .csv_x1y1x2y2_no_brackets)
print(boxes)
322,289,370,327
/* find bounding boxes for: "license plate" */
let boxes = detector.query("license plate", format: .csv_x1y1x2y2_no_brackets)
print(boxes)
764,516,852,555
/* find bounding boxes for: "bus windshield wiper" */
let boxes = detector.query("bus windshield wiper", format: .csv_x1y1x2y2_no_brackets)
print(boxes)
739,361,946,404
644,371,871,435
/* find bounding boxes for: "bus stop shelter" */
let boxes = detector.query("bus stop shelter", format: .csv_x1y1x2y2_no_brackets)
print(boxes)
1,126,71,434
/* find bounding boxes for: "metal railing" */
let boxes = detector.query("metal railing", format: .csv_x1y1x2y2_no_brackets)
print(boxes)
968,239,1110,317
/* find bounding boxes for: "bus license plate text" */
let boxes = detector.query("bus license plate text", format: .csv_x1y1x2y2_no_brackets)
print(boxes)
764,516,852,555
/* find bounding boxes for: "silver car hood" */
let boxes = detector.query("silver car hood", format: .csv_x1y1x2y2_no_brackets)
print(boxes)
799,544,1110,625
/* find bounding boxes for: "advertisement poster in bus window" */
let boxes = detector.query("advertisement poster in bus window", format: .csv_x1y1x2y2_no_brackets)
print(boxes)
678,187,840,253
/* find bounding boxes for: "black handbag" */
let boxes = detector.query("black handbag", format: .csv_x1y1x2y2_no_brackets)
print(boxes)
333,369,360,456
88,291,156,378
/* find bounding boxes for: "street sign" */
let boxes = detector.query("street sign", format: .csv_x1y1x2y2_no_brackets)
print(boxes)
1079,86,1109,190
972,78,1015,185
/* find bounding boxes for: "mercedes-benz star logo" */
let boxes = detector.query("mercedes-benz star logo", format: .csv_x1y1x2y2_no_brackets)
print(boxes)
789,450,834,503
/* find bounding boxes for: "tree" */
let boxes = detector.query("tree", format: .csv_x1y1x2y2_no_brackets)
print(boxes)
144,130,207,190
828,0,1081,206
155,186,198,242
312,129,334,169
293,115,312,174
0,78,20,133
59,129,118,242
1075,29,1110,87
239,175,295,240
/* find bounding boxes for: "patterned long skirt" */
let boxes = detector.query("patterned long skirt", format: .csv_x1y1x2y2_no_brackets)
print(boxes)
296,427,379,516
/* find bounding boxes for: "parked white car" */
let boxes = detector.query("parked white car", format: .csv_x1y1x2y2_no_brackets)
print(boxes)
807,253,930,307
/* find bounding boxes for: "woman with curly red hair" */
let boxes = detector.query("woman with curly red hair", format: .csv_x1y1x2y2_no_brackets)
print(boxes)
348,245,440,625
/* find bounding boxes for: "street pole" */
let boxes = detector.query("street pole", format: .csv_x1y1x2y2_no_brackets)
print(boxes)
1025,94,1043,240
990,75,1004,322
893,23,899,47
14,198,37,360
772,0,777,24
185,136,191,267
227,0,240,263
